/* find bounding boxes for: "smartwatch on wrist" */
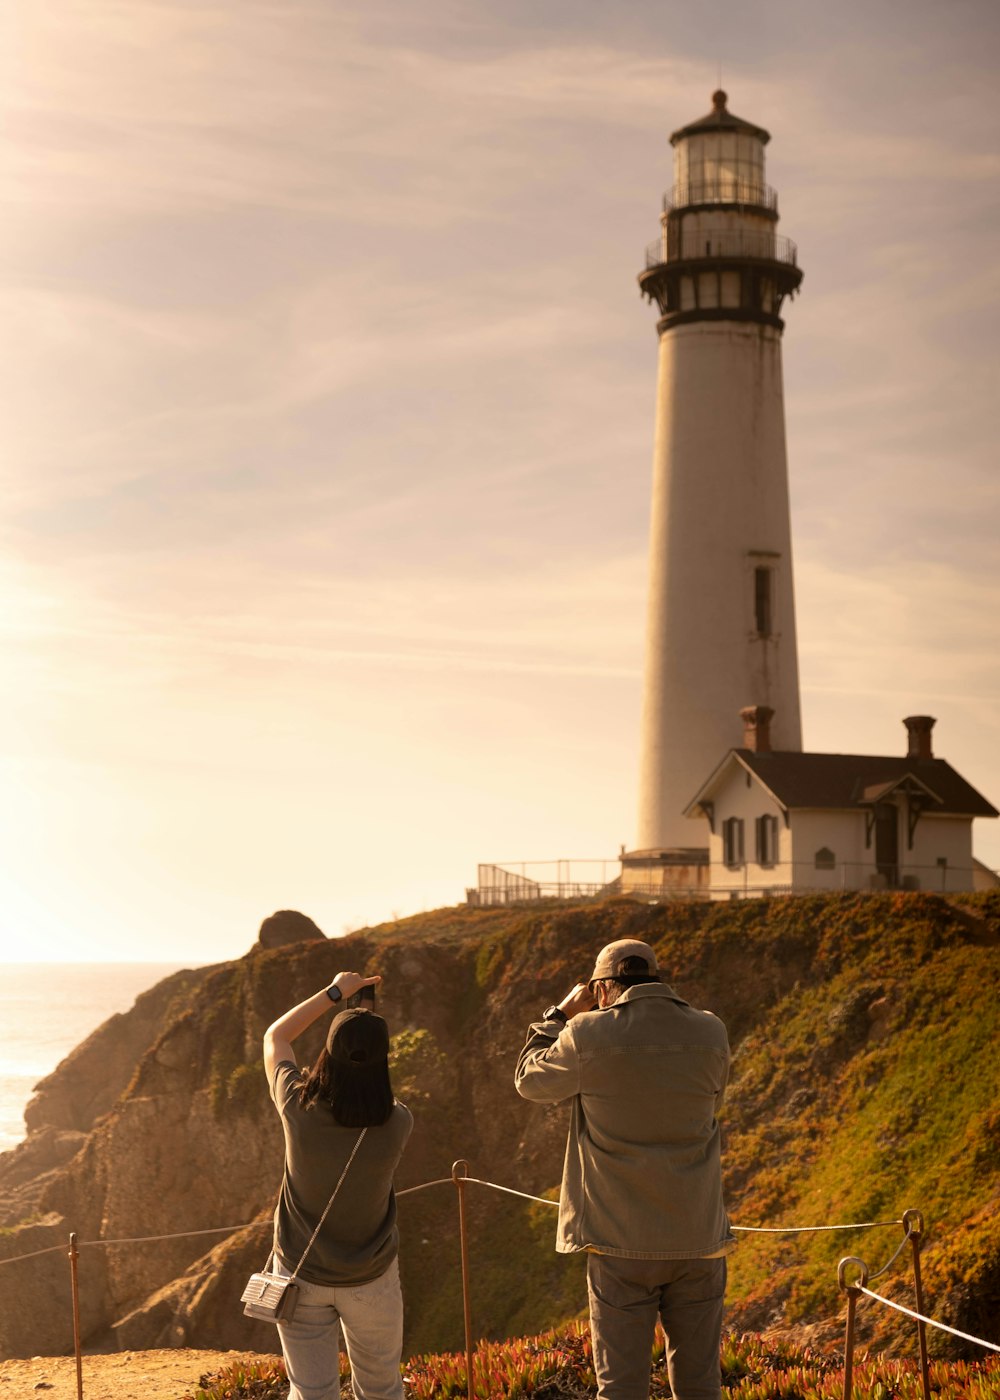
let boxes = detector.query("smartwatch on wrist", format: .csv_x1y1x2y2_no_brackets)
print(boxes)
325,983,343,1004
543,1004,567,1024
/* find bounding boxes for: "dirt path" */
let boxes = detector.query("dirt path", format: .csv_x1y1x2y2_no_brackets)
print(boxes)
0,1349,281,1400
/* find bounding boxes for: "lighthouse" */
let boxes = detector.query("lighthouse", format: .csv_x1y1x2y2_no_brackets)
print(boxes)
626,91,804,892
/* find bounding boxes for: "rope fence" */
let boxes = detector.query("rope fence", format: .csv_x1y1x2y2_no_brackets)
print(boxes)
395,1176,456,1198
867,1221,919,1283
462,1175,559,1207
857,1288,1000,1352
838,1209,1000,1400
0,1224,267,1267
1,1170,997,1400
732,1218,904,1235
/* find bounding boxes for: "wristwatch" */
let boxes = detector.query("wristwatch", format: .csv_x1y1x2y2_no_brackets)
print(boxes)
325,983,343,1004
543,1005,567,1024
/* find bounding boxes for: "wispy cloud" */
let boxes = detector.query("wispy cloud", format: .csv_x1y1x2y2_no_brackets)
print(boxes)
1,0,998,957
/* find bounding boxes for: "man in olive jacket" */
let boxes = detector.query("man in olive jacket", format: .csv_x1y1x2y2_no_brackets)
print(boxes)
515,939,734,1400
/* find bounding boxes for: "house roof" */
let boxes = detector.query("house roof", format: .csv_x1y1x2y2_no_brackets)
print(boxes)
686,750,998,819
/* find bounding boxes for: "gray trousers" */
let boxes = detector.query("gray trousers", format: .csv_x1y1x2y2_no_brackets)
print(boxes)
586,1254,727,1400
274,1255,404,1400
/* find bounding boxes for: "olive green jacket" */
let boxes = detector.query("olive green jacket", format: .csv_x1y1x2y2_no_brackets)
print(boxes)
515,983,735,1259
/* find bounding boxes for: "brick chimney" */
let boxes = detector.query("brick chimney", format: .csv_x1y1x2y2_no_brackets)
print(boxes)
740,705,774,753
904,715,936,761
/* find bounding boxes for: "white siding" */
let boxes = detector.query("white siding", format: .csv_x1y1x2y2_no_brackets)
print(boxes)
902,813,975,892
703,768,980,895
705,763,791,897
787,811,868,890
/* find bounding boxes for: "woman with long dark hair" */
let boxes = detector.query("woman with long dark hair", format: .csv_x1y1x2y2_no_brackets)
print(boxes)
263,970,412,1400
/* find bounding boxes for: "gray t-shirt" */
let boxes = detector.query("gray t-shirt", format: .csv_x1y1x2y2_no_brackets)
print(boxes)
270,1061,413,1286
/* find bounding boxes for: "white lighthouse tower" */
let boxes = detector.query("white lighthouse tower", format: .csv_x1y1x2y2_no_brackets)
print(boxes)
624,91,804,893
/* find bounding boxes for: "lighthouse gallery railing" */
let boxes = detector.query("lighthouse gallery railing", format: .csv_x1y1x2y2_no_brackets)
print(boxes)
663,177,779,212
645,228,799,270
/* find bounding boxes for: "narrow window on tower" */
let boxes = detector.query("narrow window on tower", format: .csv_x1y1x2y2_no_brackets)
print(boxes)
754,566,773,637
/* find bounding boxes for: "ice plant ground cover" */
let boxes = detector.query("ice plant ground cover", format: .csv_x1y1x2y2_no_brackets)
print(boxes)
186,1323,1000,1400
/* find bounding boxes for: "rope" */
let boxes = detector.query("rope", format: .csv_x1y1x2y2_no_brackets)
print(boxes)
0,1225,255,1267
414,1175,904,1227
869,1226,916,1282
0,1186,910,1267
424,1176,904,1231
858,1286,1000,1354
464,1177,558,1207
0,1243,67,1266
732,1219,902,1235
79,1224,253,1249
0,1175,544,1267
396,1177,455,1198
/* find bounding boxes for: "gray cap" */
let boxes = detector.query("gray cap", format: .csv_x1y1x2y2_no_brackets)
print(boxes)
589,938,659,982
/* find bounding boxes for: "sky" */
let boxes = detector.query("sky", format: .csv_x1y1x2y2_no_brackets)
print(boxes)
1,0,998,963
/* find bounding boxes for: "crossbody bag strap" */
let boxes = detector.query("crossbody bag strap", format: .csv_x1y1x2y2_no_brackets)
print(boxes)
286,1127,368,1283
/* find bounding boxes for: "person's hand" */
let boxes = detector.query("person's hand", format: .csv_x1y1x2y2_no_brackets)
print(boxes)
330,971,381,1000
558,983,596,1021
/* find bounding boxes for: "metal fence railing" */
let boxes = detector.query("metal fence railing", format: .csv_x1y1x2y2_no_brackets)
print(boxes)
467,860,622,907
663,178,779,212
645,228,799,269
467,857,997,906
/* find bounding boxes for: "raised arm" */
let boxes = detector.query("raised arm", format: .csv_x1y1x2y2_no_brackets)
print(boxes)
514,983,594,1104
263,971,379,1082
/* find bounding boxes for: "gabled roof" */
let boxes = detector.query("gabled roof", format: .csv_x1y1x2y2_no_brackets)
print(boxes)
860,773,943,806
685,750,998,819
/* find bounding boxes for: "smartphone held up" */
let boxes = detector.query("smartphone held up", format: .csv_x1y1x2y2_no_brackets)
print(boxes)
347,981,376,1011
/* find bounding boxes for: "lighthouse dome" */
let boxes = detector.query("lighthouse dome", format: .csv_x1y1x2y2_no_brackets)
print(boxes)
670,90,770,146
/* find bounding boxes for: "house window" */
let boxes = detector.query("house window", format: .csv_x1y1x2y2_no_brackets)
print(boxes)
755,814,778,867
754,567,772,637
722,817,745,868
815,847,835,870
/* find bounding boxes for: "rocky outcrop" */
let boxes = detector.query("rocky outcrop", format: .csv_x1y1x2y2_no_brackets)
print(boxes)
1,892,998,1362
0,915,494,1360
257,910,327,950
0,966,220,1233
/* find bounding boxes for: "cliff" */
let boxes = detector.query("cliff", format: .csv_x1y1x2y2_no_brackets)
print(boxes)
1,893,998,1362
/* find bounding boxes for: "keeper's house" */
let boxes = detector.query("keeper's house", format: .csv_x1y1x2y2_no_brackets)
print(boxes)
684,710,998,896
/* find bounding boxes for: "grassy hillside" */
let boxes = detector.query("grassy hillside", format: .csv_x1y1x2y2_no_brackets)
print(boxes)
2,890,997,1363
703,892,999,1353
376,891,1000,1359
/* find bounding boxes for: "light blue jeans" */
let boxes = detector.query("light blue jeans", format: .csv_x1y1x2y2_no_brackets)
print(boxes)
274,1255,405,1400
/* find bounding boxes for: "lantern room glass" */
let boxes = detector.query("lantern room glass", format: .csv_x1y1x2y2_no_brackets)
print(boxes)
674,132,765,206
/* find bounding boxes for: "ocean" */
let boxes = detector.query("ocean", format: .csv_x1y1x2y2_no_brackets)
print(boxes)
0,963,199,1153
